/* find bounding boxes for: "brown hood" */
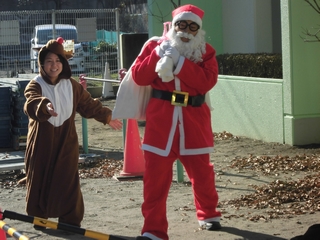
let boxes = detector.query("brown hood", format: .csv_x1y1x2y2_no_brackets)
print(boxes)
35,37,73,83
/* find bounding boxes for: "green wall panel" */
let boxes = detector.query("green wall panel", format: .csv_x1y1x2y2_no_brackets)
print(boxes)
288,1,320,115
282,0,320,144
211,76,284,143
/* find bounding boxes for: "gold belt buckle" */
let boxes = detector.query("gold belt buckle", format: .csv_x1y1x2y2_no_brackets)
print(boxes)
171,90,189,107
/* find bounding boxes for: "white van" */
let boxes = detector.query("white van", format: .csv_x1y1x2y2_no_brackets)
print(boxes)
30,24,86,73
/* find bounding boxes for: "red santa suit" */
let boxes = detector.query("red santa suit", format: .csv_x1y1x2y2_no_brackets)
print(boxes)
131,35,221,240
128,5,222,240
133,39,217,154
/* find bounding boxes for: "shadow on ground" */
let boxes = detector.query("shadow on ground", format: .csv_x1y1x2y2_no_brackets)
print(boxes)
221,226,287,240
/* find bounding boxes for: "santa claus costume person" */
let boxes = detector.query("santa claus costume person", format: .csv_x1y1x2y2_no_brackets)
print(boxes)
131,4,222,240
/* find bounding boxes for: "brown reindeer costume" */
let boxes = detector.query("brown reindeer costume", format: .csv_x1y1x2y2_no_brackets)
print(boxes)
23,38,112,227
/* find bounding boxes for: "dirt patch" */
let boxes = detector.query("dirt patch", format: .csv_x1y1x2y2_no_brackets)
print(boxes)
1,98,320,240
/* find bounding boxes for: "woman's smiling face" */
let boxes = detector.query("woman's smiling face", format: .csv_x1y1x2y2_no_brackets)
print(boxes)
43,52,63,84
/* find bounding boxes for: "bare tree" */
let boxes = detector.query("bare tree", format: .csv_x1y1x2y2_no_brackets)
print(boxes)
11,0,147,11
51,0,68,9
304,0,320,13
169,0,180,9
1,0,19,11
16,0,70,9
147,0,180,25
301,0,320,42
16,0,35,8
105,0,147,9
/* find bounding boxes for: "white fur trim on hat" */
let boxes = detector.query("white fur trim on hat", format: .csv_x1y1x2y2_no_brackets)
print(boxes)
172,4,204,29
173,12,202,28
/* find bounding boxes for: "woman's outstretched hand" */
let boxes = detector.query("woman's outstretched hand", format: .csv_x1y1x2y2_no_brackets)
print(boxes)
46,102,58,117
108,119,123,130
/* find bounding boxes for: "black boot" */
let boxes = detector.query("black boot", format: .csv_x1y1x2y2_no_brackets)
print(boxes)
205,221,222,231
136,236,152,240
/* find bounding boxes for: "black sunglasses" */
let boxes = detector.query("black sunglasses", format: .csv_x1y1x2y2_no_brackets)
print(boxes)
175,20,200,32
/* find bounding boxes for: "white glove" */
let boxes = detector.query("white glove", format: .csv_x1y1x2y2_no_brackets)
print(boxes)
164,47,180,66
159,40,171,52
155,56,174,82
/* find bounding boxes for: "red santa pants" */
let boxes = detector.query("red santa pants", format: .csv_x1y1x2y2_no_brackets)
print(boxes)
141,138,221,239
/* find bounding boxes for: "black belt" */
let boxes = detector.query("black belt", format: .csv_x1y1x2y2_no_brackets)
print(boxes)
152,89,205,107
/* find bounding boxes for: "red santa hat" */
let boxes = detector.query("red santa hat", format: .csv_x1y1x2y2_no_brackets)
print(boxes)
172,4,204,29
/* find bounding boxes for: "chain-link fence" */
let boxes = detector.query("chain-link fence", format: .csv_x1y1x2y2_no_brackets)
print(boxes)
0,7,148,150
0,8,147,78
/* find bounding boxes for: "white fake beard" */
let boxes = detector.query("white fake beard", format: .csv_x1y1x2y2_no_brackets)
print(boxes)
166,28,206,63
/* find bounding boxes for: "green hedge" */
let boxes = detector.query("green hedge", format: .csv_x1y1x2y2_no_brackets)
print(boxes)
216,53,282,79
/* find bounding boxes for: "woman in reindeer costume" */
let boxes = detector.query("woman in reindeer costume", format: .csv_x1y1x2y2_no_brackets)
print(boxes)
23,37,122,229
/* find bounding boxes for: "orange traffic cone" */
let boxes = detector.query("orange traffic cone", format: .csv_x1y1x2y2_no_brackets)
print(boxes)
0,220,29,240
116,119,145,180
0,209,5,240
0,228,6,240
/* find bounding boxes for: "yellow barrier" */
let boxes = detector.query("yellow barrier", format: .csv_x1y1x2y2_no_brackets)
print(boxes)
0,220,29,240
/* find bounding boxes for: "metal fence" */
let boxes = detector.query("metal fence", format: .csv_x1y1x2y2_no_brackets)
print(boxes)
0,9,122,78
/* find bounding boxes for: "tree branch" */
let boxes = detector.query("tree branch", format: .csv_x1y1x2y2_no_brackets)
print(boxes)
302,0,320,42
169,0,178,9
301,26,320,42
304,0,320,14
147,0,180,25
